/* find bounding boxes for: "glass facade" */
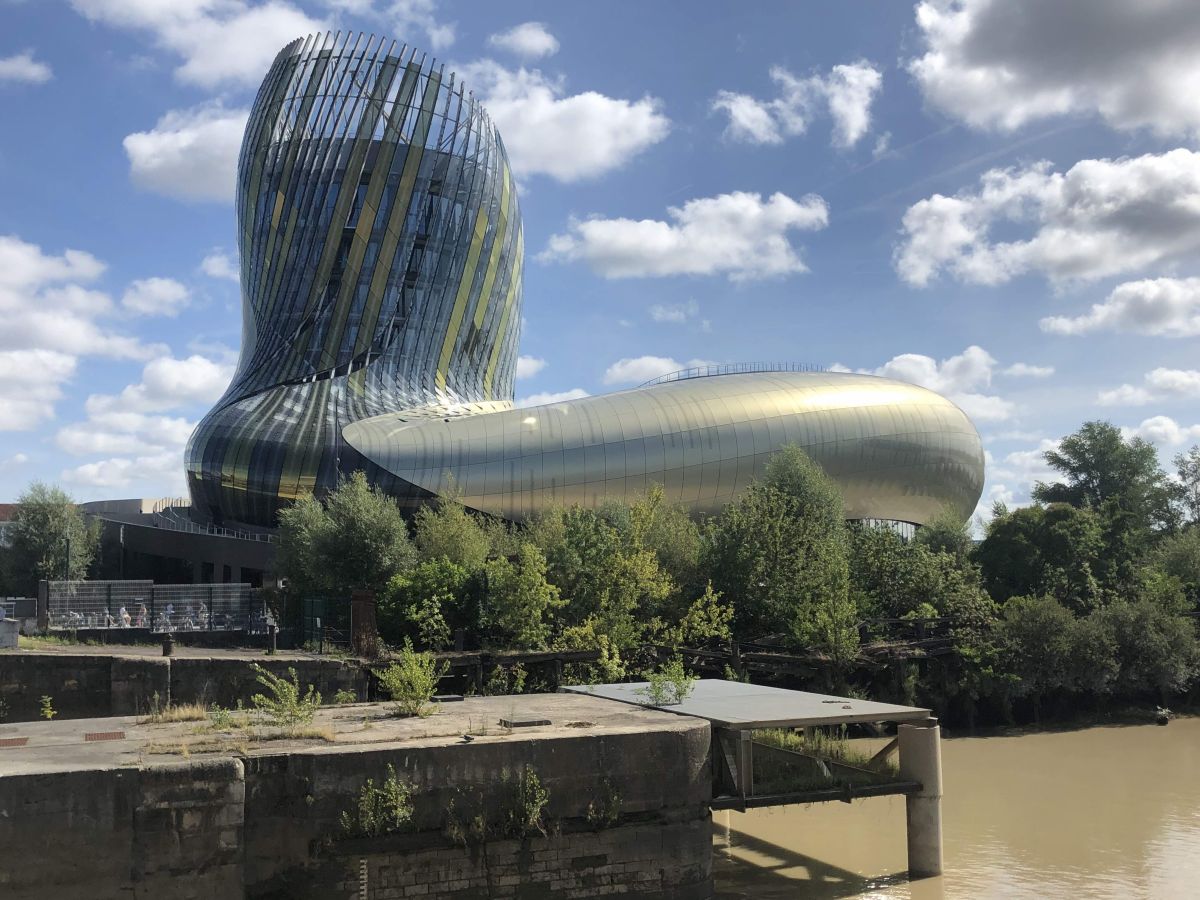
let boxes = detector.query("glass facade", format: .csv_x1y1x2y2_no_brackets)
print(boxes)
186,33,522,525
188,33,985,529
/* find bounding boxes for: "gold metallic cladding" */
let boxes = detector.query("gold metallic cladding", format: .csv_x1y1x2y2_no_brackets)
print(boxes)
483,227,523,397
471,167,511,334
435,195,490,390
342,372,985,526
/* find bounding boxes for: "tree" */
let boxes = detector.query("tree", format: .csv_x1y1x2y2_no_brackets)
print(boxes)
974,503,1106,611
277,471,414,596
483,543,563,650
1149,528,1200,608
527,504,674,648
849,522,993,622
997,596,1117,718
379,558,472,649
708,445,857,660
7,482,99,593
1094,600,1197,698
914,507,974,567
1033,421,1180,534
412,495,494,572
1174,445,1200,525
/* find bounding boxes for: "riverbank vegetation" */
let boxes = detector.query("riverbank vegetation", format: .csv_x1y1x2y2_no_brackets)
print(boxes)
274,422,1200,727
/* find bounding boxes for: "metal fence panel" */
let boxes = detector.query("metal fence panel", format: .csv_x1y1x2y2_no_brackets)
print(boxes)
44,580,265,633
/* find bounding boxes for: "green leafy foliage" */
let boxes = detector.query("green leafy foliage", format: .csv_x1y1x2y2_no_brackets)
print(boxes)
250,665,320,732
39,695,56,720
277,471,414,597
374,640,448,717
637,657,696,706
483,542,563,650
339,764,414,838
500,765,550,839
708,446,858,663
5,482,99,592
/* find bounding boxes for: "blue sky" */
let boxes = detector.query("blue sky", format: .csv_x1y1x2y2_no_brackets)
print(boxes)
2,0,1199,528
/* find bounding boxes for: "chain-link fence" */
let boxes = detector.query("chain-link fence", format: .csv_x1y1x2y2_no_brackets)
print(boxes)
43,580,266,633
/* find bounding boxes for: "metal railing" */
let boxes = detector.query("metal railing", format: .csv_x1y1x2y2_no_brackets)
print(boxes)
151,505,279,544
639,361,827,388
43,580,267,633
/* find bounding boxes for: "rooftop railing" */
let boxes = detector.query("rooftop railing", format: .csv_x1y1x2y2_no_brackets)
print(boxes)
639,362,827,388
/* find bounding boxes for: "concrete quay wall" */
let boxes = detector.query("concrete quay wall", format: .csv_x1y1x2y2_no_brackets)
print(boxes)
0,700,713,899
0,653,365,721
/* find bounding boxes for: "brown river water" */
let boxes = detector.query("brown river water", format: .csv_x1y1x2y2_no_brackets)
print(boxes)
713,717,1200,899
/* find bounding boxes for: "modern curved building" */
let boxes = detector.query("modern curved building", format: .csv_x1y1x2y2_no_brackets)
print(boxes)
188,33,985,530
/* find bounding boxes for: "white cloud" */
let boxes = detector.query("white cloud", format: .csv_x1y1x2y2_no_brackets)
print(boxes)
0,50,52,84
834,345,1015,422
123,103,248,203
895,150,1200,287
909,0,1200,139
1,452,29,470
86,354,234,417
602,356,714,386
488,22,558,59
0,235,166,430
514,355,546,380
200,250,239,281
1121,416,1200,446
989,438,1060,495
457,59,669,182
0,350,77,430
62,451,182,491
1098,367,1200,406
1003,363,1054,378
516,388,589,408
121,277,190,317
70,1,326,88
649,299,699,324
1040,277,1200,337
1097,384,1154,407
541,191,828,281
55,352,234,494
0,234,105,288
712,61,882,148
316,1,455,50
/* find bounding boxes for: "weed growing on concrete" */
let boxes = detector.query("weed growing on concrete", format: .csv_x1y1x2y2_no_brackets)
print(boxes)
207,704,252,731
250,665,321,733
636,657,696,706
332,689,357,705
374,640,447,717
39,695,56,720
500,765,550,839
339,764,414,838
585,777,621,830
142,701,209,724
0,697,9,722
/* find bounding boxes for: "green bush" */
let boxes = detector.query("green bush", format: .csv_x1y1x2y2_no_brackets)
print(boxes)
340,764,414,838
637,656,695,706
375,640,448,717
250,665,320,732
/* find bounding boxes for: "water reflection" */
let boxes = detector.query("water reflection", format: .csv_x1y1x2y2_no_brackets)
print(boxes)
714,718,1200,899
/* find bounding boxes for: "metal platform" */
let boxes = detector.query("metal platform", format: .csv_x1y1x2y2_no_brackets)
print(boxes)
560,679,931,728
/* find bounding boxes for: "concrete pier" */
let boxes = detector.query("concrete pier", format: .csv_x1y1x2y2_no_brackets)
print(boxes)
0,694,713,899
898,717,944,877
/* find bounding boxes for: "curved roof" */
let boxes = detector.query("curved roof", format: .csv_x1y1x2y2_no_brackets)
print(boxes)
343,370,985,525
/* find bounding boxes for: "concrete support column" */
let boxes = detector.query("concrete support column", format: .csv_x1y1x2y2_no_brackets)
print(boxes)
898,717,943,878
738,730,754,797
